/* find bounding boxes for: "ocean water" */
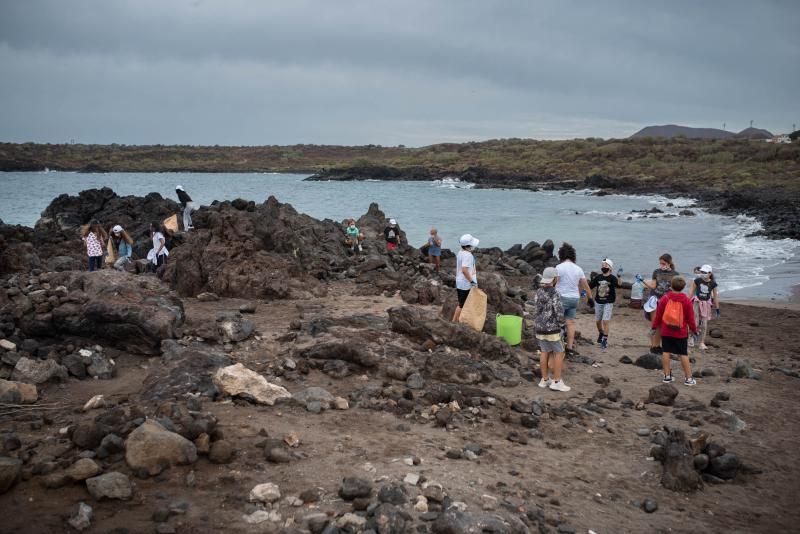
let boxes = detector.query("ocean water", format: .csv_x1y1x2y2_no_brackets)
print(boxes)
1,171,798,300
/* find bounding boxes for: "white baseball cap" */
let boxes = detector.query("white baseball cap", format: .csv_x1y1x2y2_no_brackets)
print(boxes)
643,295,658,312
389,218,397,225
700,264,712,273
112,225,123,233
176,185,184,191
602,258,614,269
459,234,479,248
540,267,558,284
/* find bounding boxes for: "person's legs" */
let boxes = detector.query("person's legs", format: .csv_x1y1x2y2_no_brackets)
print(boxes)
651,329,662,352
698,318,709,348
539,351,551,381
552,352,565,381
661,350,672,378
87,256,95,272
433,255,440,271
452,307,462,322
565,319,575,351
113,257,129,271
601,320,610,336
679,355,693,379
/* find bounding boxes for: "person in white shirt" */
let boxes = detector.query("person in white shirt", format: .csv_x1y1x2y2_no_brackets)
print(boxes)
555,242,593,356
452,234,479,323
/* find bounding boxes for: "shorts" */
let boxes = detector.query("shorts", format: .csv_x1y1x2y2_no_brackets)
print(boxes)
536,338,564,354
661,335,688,356
594,303,614,321
561,296,579,319
428,248,441,257
456,288,471,307
387,242,398,251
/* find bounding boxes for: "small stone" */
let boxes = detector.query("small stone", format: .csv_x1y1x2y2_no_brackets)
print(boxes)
414,495,429,513
65,458,102,482
642,498,658,513
208,440,235,464
339,477,372,500
694,454,709,471
82,395,106,412
0,340,17,351
333,397,349,410
619,355,633,364
481,494,498,510
265,446,291,464
403,473,420,486
636,428,651,437
67,502,93,531
0,457,22,493
284,432,301,448
196,292,219,302
249,482,281,503
406,373,425,389
239,302,257,314
85,472,133,500
646,384,679,406
242,510,280,524
194,433,210,455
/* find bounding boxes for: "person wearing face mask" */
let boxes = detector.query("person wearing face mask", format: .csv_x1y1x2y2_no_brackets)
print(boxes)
688,265,720,350
644,253,678,354
345,219,362,255
588,258,623,349
109,224,134,271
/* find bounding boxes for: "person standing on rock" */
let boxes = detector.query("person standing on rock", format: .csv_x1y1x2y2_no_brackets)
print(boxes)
345,219,362,255
645,253,679,354
384,218,400,252
452,234,479,323
688,264,719,351
175,185,194,231
82,220,107,272
147,221,169,272
534,267,570,392
109,225,134,271
555,243,593,357
651,276,698,386
427,228,442,271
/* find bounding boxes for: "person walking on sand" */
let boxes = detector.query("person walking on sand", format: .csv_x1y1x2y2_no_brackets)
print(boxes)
651,276,698,385
452,234,479,323
688,264,720,351
109,225,134,271
82,220,107,272
555,242,593,357
588,258,623,349
384,218,401,252
644,253,679,354
428,228,442,271
345,219,362,255
534,267,571,392
147,221,169,271
175,185,194,231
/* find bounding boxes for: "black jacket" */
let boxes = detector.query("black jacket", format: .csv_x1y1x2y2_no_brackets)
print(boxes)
176,189,192,207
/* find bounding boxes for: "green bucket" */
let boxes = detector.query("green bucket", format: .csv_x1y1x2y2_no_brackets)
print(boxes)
496,314,523,346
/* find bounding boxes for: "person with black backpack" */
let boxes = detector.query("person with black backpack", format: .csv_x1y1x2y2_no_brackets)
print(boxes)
651,276,698,386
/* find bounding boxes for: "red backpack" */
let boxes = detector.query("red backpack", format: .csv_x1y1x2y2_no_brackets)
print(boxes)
663,297,684,329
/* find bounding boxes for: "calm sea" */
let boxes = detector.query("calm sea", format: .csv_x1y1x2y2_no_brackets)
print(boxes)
1,171,798,300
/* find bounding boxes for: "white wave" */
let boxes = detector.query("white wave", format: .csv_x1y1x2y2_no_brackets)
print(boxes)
432,177,476,189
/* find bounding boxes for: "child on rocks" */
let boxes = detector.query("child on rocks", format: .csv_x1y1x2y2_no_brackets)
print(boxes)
588,258,622,349
534,267,570,392
688,264,720,350
82,220,107,272
345,219,362,255
651,276,698,386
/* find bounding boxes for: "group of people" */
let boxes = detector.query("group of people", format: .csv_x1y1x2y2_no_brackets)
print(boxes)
451,236,720,392
343,218,443,272
81,221,169,273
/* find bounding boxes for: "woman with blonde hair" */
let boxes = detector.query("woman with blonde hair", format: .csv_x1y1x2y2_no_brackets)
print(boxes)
108,224,134,271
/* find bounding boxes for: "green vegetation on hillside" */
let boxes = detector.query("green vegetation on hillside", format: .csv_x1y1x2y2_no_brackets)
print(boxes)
1,137,799,192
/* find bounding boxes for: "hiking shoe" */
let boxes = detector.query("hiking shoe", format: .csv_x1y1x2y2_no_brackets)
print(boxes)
662,374,674,383
684,377,697,386
699,343,708,351
596,333,604,344
651,347,663,355
688,337,695,348
549,380,571,392
600,336,608,350
538,378,552,388
565,348,579,357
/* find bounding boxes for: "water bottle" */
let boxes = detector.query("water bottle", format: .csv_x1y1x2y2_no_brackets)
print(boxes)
631,275,645,301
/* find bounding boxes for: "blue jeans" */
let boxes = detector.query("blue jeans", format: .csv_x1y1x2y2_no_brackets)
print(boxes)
561,296,579,319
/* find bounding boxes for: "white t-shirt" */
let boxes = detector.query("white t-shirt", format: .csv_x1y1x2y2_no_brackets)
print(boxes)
556,261,585,298
456,250,476,290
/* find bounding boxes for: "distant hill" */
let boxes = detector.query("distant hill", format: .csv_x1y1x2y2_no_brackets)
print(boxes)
631,125,734,139
732,127,773,140
631,124,774,140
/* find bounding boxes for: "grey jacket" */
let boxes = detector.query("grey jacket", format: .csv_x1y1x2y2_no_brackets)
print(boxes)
533,286,565,335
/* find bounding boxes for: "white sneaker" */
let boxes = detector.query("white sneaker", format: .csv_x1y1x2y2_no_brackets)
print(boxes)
549,380,571,392
699,343,708,351
538,378,552,388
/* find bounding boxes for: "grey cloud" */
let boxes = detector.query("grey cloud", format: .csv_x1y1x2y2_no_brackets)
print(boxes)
0,0,797,145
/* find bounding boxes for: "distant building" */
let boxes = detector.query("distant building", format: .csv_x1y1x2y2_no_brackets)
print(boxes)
766,134,791,144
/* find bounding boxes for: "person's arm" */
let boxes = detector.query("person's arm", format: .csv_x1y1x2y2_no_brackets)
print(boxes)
580,277,594,305
688,280,696,298
686,298,698,334
645,278,657,290
555,294,565,329
713,287,720,316
157,237,165,254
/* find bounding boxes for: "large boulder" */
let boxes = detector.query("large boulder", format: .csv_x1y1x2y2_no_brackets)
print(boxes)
212,363,291,405
11,357,68,384
125,420,197,476
0,379,38,403
388,306,512,362
85,471,133,500
17,271,184,355
0,457,22,494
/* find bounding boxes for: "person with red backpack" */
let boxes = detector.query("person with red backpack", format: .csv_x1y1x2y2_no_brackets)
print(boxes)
651,276,698,386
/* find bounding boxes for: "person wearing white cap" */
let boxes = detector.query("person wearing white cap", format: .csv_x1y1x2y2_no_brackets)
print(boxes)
175,185,194,231
588,258,624,349
452,234,479,323
533,267,571,392
688,264,720,350
384,218,401,252
108,224,134,271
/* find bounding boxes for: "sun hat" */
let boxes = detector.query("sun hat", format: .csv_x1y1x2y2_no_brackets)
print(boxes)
176,185,184,191
643,295,659,312
112,225,123,233
700,264,713,273
602,258,614,269
389,218,397,225
540,267,558,284
459,234,479,248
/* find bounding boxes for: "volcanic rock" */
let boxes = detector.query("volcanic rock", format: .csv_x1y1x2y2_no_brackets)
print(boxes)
212,363,291,405
647,384,679,406
125,420,197,476
85,471,133,500
11,357,68,384
0,456,22,494
0,379,37,404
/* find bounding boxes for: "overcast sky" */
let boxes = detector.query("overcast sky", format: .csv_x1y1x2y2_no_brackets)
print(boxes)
0,0,797,146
